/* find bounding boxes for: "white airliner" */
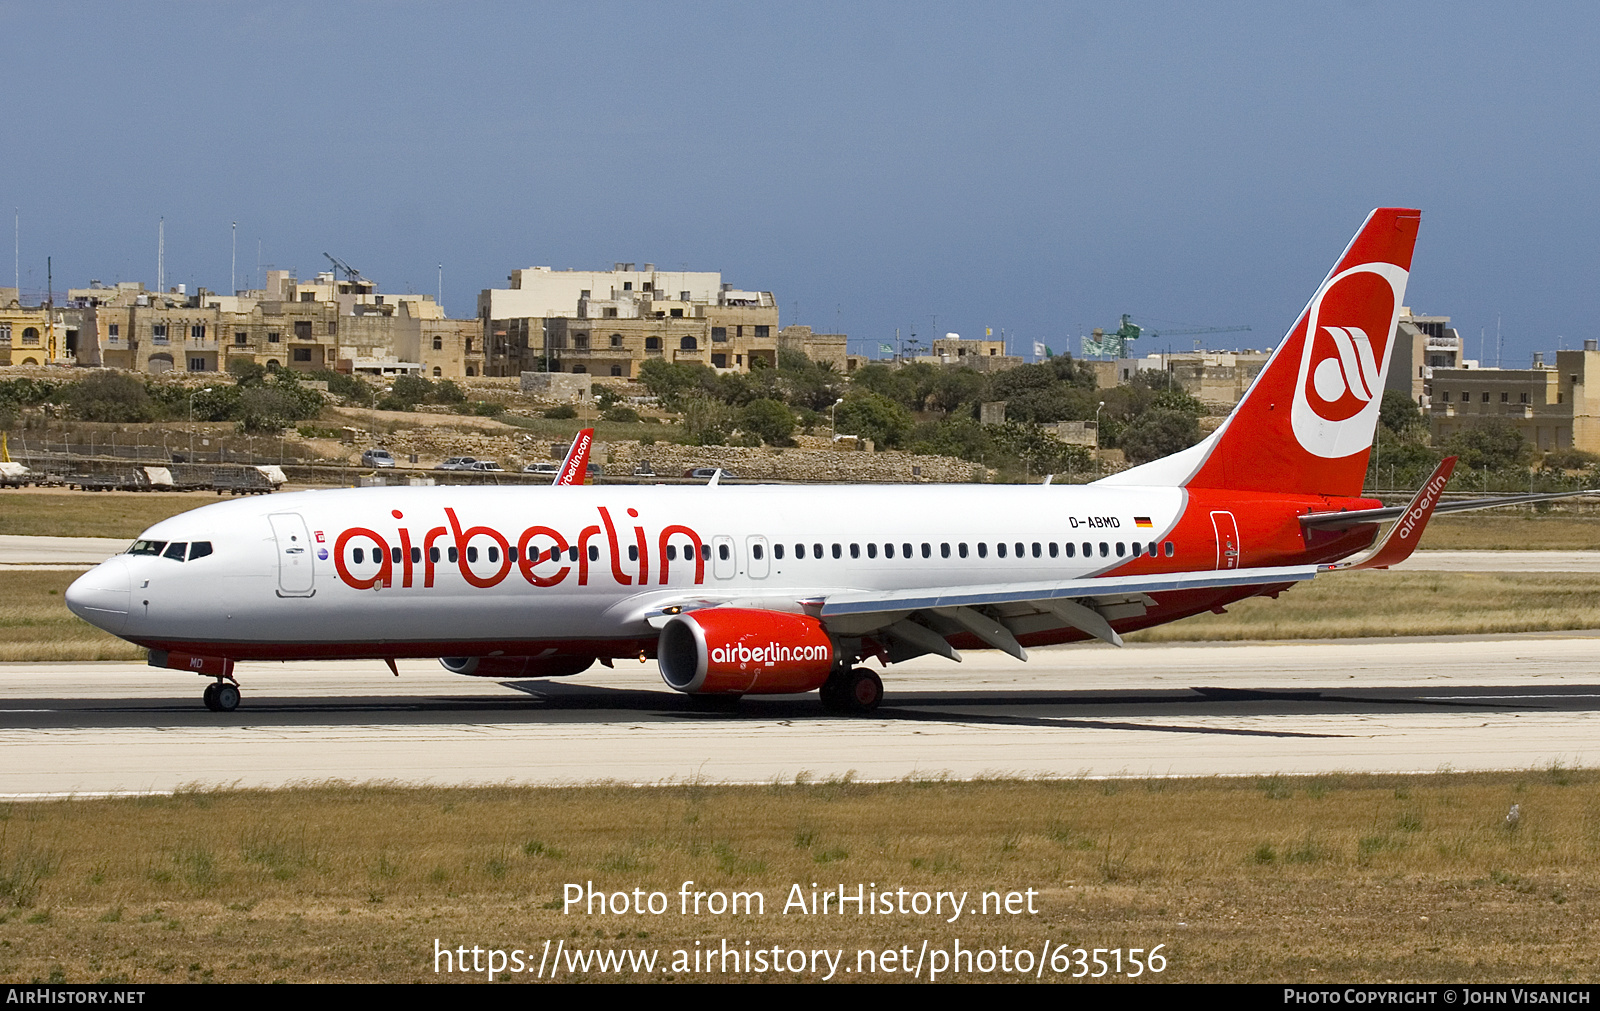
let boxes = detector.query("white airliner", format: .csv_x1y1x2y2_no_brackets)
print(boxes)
64,209,1567,714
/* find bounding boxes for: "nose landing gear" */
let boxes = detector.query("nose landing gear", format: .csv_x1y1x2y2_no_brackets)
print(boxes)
202,679,240,712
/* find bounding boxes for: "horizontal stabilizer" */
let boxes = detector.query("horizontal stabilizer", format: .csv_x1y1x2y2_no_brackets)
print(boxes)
1321,456,1455,571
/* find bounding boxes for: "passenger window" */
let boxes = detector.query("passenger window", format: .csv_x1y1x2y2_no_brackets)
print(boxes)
794,544,804,559
1064,543,1075,558
391,546,403,564
1115,542,1125,557
492,546,504,563
883,543,894,559
628,545,639,561
1164,541,1175,557
353,548,365,564
164,542,187,561
850,544,860,559
813,543,823,558
903,543,913,558
752,544,763,560
188,541,213,560
467,546,479,563
940,543,949,558
1099,542,1108,557
958,543,968,558
866,543,877,559
977,543,988,558
996,543,1007,558
590,545,601,562
448,547,459,563
1047,543,1057,558
1015,542,1024,557
1082,542,1092,557
832,544,842,559
411,547,422,564
700,544,711,561
718,544,730,561
775,544,785,560
922,543,931,558
508,547,518,563
1132,542,1142,557
1032,542,1041,558
666,545,677,561
1148,541,1157,556
430,547,441,563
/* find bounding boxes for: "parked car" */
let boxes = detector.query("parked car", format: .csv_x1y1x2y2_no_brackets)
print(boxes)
523,462,560,475
361,448,396,468
632,461,655,477
435,456,478,471
683,467,734,480
469,461,504,472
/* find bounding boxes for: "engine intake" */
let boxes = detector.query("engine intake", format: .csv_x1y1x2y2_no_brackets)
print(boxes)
658,608,836,695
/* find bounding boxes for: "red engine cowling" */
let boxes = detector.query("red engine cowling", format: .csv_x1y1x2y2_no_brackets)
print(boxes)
439,655,594,678
657,608,837,695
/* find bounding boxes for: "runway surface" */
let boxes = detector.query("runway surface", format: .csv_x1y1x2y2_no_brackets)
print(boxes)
2,632,1598,795
3,535,1594,572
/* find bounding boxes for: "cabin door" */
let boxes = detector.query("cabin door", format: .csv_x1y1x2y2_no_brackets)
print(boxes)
269,513,316,596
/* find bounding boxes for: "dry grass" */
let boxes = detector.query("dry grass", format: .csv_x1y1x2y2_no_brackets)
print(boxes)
0,773,1594,983
0,571,144,662
1420,512,1600,550
0,491,212,539
1128,571,1600,642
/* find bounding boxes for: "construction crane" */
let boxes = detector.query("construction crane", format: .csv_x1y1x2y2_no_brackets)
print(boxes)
1080,314,1250,359
322,252,366,285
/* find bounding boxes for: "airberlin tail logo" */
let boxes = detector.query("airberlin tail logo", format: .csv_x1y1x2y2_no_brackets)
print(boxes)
1289,260,1409,459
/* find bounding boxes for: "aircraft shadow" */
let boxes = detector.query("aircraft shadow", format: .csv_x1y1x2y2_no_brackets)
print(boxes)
0,681,1595,732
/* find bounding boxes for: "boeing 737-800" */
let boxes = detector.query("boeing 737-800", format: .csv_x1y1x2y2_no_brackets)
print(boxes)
64,209,1539,714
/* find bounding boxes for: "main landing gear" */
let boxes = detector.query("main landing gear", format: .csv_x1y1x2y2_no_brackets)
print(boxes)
820,666,884,714
202,679,240,712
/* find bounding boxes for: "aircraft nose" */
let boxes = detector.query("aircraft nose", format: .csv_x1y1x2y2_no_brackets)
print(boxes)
65,557,132,635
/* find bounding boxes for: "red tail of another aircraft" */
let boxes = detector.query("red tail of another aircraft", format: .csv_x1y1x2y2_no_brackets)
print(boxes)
1108,208,1421,498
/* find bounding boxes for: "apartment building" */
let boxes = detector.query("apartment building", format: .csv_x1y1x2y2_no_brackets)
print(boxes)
477,262,782,377
1429,343,1600,452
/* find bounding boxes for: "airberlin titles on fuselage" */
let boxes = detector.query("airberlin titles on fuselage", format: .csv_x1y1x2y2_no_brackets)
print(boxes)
325,503,1164,593
331,504,707,591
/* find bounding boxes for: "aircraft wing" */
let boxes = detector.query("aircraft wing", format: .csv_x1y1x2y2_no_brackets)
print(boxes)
817,563,1319,618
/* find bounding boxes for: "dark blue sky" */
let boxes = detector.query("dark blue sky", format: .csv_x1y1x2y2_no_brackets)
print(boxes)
5,2,1595,367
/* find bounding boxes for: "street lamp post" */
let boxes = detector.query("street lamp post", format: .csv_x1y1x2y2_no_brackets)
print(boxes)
1094,401,1104,449
188,387,213,461
830,397,845,441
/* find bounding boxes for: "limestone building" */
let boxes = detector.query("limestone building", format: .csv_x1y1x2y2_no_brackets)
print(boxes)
477,263,782,377
1429,343,1600,453
55,273,485,379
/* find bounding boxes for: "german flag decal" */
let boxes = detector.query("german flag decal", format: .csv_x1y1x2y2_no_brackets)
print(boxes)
1134,517,1153,528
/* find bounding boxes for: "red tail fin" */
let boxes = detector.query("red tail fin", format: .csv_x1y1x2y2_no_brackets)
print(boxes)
554,428,594,486
1106,209,1421,497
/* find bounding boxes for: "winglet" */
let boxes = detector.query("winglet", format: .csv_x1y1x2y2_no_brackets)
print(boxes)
1324,455,1456,571
553,428,594,487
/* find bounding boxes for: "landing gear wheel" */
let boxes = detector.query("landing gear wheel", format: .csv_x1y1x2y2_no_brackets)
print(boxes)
202,683,220,711
213,683,240,712
821,667,883,714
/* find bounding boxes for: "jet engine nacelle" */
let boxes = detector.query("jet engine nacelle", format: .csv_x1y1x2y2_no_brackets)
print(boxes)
657,608,837,695
439,655,594,678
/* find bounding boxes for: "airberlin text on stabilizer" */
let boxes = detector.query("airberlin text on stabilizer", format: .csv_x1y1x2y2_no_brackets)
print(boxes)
565,880,1040,924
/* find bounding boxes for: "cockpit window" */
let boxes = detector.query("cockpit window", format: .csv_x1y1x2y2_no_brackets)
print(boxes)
189,541,213,560
163,542,188,561
129,540,168,556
